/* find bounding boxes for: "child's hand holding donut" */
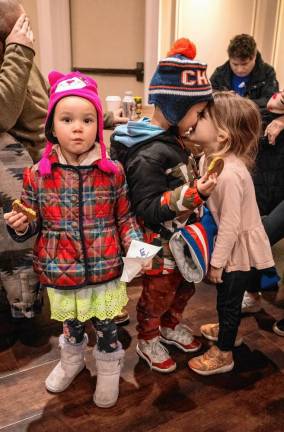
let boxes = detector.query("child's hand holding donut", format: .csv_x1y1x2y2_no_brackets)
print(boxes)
197,157,224,197
197,172,218,197
4,200,36,233
4,210,29,233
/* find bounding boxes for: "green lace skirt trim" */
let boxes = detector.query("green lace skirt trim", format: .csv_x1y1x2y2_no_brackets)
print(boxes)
47,279,128,322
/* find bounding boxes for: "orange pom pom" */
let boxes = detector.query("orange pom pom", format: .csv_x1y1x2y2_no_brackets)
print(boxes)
167,38,196,59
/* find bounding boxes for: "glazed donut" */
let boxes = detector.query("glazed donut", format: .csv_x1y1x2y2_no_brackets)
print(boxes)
207,157,224,177
12,199,37,222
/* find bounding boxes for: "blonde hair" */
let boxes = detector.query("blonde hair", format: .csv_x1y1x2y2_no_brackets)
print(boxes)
207,91,261,170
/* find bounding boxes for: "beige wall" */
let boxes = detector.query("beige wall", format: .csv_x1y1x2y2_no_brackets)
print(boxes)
36,0,71,78
273,0,284,88
21,0,40,63
22,0,71,78
253,0,279,64
175,0,257,76
144,0,159,103
158,0,176,58
70,0,145,108
21,0,284,100
173,0,283,87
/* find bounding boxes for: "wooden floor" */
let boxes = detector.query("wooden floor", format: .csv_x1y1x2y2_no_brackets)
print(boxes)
1,243,284,432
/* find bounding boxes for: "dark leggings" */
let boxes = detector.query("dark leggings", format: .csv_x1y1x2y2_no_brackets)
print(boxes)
62,318,118,353
217,199,284,345
218,200,284,348
217,270,251,351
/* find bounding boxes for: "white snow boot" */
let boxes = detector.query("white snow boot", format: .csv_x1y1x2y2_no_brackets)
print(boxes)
93,342,125,408
45,333,88,392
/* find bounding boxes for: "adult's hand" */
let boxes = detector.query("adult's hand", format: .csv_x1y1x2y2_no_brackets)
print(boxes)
112,108,128,125
264,115,284,145
5,14,34,51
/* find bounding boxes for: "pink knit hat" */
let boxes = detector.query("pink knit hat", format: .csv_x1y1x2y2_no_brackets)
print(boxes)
39,70,117,175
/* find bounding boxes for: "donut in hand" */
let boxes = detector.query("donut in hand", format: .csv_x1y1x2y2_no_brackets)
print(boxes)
12,200,37,222
207,157,224,177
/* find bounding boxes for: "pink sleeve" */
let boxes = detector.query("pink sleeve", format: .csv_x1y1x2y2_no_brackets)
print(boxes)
210,172,243,268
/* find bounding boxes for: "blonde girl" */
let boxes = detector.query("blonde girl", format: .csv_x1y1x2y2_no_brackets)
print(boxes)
187,92,274,375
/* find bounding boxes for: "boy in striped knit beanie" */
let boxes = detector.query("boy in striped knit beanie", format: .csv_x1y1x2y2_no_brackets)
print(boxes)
111,38,217,373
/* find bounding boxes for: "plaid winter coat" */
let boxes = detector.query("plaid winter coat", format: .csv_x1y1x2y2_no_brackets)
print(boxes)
8,149,142,289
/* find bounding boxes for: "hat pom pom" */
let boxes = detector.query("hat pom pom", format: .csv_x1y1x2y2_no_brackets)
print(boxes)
167,38,196,59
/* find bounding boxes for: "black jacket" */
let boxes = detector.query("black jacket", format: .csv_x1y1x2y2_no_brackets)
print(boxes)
110,129,200,234
253,124,284,215
210,52,279,112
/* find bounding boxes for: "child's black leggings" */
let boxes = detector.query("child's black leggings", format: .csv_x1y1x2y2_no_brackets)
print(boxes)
216,270,251,351
62,318,118,353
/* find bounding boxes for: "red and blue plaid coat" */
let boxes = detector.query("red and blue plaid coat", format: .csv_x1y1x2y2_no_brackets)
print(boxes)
11,152,142,289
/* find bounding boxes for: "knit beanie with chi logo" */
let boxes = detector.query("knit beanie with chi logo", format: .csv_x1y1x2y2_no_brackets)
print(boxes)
39,70,117,176
148,38,213,125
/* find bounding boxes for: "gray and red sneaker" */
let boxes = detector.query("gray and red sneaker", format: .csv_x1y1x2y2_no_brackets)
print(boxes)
160,323,201,352
136,337,176,373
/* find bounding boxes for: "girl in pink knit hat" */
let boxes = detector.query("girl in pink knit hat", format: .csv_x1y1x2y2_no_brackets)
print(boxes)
4,70,142,408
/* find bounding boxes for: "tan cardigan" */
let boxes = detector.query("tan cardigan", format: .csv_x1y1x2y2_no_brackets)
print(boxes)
200,154,274,272
0,43,49,161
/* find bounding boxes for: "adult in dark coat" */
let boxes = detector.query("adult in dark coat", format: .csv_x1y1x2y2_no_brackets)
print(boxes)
242,91,284,333
210,34,279,113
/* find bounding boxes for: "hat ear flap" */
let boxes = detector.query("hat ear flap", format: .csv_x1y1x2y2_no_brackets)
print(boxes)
48,70,64,86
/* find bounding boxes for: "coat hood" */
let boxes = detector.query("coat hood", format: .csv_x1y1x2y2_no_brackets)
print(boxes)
113,117,165,148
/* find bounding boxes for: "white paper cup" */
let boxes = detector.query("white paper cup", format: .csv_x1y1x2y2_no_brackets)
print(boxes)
105,96,121,112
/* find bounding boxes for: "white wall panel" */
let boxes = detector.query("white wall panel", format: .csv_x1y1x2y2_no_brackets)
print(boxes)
175,0,257,76
253,0,279,64
71,0,145,107
273,0,284,88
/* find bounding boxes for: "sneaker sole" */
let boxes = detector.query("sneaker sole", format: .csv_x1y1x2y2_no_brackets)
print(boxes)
200,330,243,347
136,345,176,373
45,364,85,393
273,323,284,337
189,361,234,376
160,336,201,353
